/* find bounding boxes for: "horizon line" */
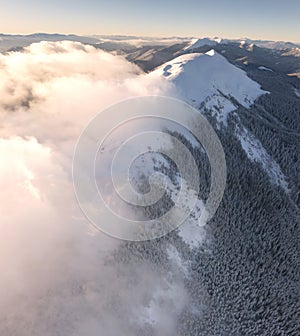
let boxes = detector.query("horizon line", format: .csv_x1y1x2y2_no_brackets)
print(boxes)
0,32,299,45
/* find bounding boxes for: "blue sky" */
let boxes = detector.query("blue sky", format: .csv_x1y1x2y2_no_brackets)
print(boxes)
1,0,299,42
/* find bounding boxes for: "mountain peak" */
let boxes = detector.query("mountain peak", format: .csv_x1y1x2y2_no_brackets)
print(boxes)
184,38,217,51
150,50,267,126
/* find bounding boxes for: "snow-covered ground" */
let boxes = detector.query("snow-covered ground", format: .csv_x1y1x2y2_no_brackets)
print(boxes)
167,244,190,277
236,125,288,191
150,49,267,126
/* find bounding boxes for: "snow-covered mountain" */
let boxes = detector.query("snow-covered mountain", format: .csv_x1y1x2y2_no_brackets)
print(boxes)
145,45,299,335
241,38,300,50
150,49,267,125
184,38,218,51
149,49,292,193
186,37,300,50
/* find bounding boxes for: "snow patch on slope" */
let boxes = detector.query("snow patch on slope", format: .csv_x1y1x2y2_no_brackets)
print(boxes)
236,126,288,191
258,66,273,72
167,245,190,277
177,210,206,249
294,88,300,98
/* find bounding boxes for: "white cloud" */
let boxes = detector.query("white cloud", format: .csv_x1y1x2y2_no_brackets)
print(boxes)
0,41,189,336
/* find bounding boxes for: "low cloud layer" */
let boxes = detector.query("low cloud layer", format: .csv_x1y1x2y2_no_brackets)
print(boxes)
0,41,195,335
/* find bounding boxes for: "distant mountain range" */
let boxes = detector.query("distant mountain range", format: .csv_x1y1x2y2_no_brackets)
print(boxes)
0,33,299,52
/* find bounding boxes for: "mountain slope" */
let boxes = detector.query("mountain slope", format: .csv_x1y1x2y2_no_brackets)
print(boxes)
146,47,299,336
149,49,291,193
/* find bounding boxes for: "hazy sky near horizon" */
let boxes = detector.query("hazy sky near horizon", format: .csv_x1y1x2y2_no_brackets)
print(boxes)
1,0,299,42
